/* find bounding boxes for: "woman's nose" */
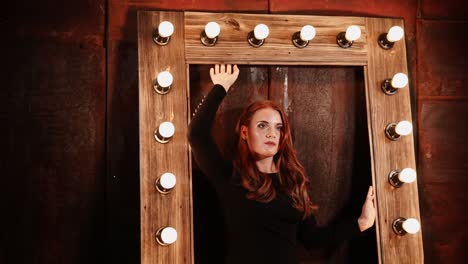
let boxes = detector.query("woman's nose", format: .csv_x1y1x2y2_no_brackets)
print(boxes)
266,128,277,138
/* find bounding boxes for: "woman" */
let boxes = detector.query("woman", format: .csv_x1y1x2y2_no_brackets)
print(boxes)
188,64,376,264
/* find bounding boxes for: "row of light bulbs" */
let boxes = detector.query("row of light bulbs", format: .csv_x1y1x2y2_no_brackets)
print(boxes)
377,29,421,236
153,21,404,49
153,120,178,245
150,20,416,246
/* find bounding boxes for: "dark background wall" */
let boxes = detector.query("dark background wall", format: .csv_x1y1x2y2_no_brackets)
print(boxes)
2,0,467,263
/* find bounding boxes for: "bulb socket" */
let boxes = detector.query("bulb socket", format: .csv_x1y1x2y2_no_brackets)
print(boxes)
248,31,265,48
292,31,309,48
378,33,395,50
336,32,354,48
200,31,218,46
381,78,398,95
152,28,171,46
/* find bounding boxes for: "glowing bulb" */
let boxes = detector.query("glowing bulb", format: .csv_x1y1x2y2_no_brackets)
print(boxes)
158,21,174,38
395,121,412,136
345,25,361,41
157,71,173,88
159,122,175,138
300,25,316,41
387,26,404,42
157,227,178,245
160,173,176,190
254,24,269,40
205,22,220,39
391,73,408,88
399,168,416,183
402,218,420,234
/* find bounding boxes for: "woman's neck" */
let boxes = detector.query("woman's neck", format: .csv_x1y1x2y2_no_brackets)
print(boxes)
255,157,277,173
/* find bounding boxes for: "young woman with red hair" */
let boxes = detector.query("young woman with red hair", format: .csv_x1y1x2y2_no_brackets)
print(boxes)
188,64,376,264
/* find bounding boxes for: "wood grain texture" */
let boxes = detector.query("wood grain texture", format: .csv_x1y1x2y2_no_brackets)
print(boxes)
185,12,368,65
137,11,192,264
365,17,424,263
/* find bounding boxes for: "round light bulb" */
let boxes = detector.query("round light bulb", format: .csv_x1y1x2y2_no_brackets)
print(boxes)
205,22,220,39
345,25,361,41
160,227,178,244
157,71,173,88
395,120,413,136
159,122,175,138
391,73,408,88
300,25,316,41
254,24,269,40
399,168,417,183
160,173,176,189
158,21,174,38
402,218,420,234
387,26,404,42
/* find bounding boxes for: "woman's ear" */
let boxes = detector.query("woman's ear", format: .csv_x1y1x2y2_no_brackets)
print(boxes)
240,125,248,140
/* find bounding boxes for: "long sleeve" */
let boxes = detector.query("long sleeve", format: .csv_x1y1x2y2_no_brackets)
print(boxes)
188,84,232,189
297,215,363,249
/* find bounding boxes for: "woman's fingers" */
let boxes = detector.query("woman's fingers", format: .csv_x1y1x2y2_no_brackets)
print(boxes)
227,64,232,74
210,67,215,78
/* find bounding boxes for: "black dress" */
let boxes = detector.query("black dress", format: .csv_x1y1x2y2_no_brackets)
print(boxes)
188,84,362,264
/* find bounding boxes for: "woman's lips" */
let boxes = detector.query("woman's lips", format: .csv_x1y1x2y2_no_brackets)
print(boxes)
264,141,276,146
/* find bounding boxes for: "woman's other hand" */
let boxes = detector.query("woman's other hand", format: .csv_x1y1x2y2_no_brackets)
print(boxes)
358,186,376,232
210,64,239,92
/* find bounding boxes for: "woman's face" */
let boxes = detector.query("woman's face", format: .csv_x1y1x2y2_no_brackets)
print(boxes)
241,108,283,160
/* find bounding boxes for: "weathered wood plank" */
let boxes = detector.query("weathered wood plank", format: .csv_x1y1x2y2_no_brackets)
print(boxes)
137,11,192,264
185,12,368,65
365,17,424,263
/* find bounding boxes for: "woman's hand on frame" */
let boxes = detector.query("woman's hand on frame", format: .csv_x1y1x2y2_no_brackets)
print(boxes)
358,186,376,232
210,64,239,92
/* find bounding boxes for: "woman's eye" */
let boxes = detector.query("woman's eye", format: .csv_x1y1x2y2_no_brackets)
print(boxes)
258,123,266,128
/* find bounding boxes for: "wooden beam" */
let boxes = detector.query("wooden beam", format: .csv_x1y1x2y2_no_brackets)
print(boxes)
137,11,192,264
365,17,424,264
185,12,368,65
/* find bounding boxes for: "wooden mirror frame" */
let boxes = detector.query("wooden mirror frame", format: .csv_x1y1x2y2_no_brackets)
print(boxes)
137,11,423,264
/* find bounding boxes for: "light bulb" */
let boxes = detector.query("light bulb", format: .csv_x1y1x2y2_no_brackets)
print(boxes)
391,73,408,88
157,71,173,88
159,122,175,138
254,24,269,40
158,21,174,38
345,25,361,41
156,227,178,245
300,25,316,41
399,168,416,183
395,121,412,136
160,172,176,190
402,218,420,234
387,26,404,42
205,22,220,39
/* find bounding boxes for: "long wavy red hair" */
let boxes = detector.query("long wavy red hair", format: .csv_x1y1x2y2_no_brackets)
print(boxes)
233,100,315,219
